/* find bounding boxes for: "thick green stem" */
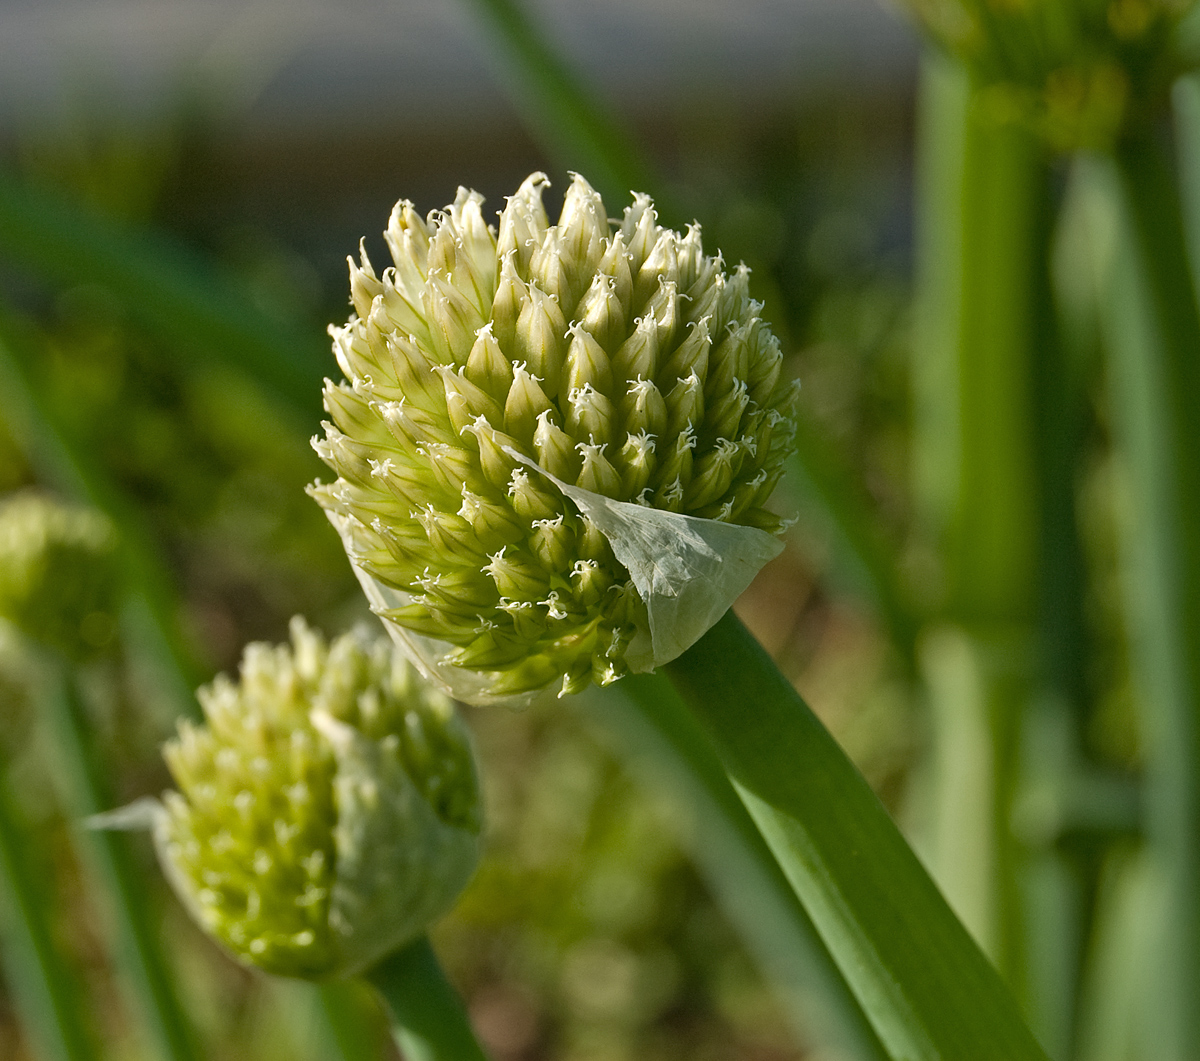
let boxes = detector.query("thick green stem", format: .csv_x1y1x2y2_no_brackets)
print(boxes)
365,937,488,1061
1099,127,1200,1061
586,676,889,1060
0,760,99,1061
666,611,1050,1061
42,663,200,1061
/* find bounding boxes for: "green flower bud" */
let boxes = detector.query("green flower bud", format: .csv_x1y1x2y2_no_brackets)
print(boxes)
0,492,120,660
156,618,481,980
310,174,799,699
905,0,1197,150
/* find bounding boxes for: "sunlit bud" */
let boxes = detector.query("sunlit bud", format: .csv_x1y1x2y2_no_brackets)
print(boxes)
435,365,504,437
659,316,712,388
634,229,680,309
620,193,659,274
613,314,659,384
708,321,754,401
465,323,514,402
156,619,480,979
685,438,743,510
655,426,697,498
460,418,523,492
0,493,120,660
496,172,550,273
489,254,527,352
619,377,668,440
617,432,657,499
423,271,484,365
566,383,614,445
576,274,626,354
514,283,568,399
664,371,705,439
533,409,581,482
676,224,710,293
564,321,615,395
458,487,524,551
502,362,553,447
708,379,752,441
348,243,383,319
384,200,431,298
507,468,561,524
529,516,575,572
312,174,799,698
576,442,622,498
644,278,680,348
483,547,548,601
597,232,634,318
447,187,498,306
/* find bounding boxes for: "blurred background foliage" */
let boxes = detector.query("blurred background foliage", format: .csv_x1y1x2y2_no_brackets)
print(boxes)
0,0,1181,1058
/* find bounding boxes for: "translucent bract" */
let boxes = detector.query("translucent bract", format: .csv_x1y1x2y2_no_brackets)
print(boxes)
309,173,799,699
157,618,481,979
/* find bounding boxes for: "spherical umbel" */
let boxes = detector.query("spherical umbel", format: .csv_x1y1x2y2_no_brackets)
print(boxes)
157,618,481,980
309,173,799,699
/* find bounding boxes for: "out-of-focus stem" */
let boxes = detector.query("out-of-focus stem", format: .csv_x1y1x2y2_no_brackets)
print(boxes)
0,757,100,1061
42,662,200,1061
1103,126,1200,1061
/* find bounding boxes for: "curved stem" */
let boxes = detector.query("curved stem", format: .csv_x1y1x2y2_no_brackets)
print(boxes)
665,610,1050,1061
365,937,488,1061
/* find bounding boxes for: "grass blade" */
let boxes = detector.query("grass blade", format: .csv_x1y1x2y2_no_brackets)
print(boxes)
667,610,1051,1061
41,661,200,1061
0,170,327,417
0,754,100,1061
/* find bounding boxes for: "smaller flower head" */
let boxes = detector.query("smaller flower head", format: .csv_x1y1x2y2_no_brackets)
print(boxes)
0,492,120,659
157,618,481,979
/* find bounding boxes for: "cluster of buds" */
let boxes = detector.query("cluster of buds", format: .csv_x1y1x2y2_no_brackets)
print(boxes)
0,491,120,659
310,173,799,699
156,617,481,979
907,0,1198,149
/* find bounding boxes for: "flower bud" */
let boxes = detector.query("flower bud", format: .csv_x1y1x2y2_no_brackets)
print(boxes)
156,618,481,979
311,174,799,698
0,493,120,660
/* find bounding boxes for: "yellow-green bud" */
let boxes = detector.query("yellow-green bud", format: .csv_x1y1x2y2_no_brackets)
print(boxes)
0,492,120,659
310,174,799,699
906,0,1198,149
156,618,481,979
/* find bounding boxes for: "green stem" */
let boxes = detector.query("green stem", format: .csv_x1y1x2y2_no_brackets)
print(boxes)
585,676,889,1060
666,611,1050,1061
365,936,488,1061
42,662,201,1061
1099,126,1200,1061
0,760,100,1061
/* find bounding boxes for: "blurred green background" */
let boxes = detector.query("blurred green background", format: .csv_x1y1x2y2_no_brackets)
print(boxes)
0,0,1169,1059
